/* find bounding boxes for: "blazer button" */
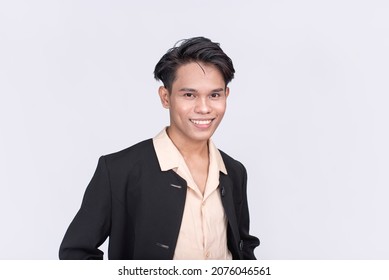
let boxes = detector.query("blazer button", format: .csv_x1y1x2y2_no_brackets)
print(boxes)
239,240,244,251
221,187,226,197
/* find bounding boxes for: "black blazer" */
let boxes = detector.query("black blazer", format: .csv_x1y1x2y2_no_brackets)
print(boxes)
59,139,259,259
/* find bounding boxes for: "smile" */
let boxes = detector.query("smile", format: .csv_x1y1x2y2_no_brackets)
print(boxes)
190,119,214,125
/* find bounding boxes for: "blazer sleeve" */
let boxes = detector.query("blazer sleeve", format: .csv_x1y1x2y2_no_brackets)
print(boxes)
239,163,260,260
59,156,111,260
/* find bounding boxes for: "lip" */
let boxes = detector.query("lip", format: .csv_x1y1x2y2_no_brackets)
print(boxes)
190,118,215,128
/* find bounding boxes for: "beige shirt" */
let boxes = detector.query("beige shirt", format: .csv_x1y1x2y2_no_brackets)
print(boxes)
152,128,232,260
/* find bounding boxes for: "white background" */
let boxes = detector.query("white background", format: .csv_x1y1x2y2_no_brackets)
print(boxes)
1,0,388,259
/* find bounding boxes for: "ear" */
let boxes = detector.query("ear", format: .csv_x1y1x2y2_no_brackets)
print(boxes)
158,86,170,109
225,87,230,98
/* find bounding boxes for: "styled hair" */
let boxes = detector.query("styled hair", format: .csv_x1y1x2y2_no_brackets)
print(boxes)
154,36,235,92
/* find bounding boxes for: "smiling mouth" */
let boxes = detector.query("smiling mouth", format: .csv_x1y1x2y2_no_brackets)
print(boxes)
190,119,214,125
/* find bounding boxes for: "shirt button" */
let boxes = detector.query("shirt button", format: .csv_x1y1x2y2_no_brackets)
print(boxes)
205,252,210,258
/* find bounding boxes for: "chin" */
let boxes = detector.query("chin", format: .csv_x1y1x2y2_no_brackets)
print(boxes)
189,130,215,142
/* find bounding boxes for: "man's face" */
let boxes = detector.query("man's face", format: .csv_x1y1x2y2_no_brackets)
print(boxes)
159,62,229,145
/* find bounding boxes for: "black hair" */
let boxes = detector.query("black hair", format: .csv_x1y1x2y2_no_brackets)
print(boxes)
154,37,235,92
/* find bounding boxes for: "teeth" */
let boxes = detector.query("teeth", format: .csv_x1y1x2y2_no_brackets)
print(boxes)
191,119,212,125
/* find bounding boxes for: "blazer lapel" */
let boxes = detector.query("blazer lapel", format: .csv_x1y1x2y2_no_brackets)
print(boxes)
219,172,242,259
135,169,188,259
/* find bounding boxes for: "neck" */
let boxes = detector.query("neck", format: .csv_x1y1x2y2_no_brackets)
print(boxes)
166,127,209,159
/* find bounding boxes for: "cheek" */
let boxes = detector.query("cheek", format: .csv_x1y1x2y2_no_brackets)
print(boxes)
214,101,227,115
169,104,191,121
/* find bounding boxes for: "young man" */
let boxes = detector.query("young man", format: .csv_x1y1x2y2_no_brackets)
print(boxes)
59,37,259,260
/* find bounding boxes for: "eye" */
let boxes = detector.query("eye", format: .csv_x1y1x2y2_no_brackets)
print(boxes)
183,93,195,99
210,92,221,99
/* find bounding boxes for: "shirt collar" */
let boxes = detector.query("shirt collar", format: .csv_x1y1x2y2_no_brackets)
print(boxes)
152,127,228,175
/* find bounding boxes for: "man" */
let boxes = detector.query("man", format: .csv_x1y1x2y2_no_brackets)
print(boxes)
59,37,259,260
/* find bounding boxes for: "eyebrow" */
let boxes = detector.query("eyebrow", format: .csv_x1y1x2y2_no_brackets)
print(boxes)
178,88,225,93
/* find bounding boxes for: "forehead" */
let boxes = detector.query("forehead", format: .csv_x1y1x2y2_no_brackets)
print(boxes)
172,62,225,90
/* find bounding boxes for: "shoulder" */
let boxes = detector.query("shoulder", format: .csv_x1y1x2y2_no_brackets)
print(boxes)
101,139,155,168
105,138,153,157
218,149,247,177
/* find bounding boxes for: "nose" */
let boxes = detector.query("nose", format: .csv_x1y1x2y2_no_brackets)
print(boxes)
195,96,211,114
